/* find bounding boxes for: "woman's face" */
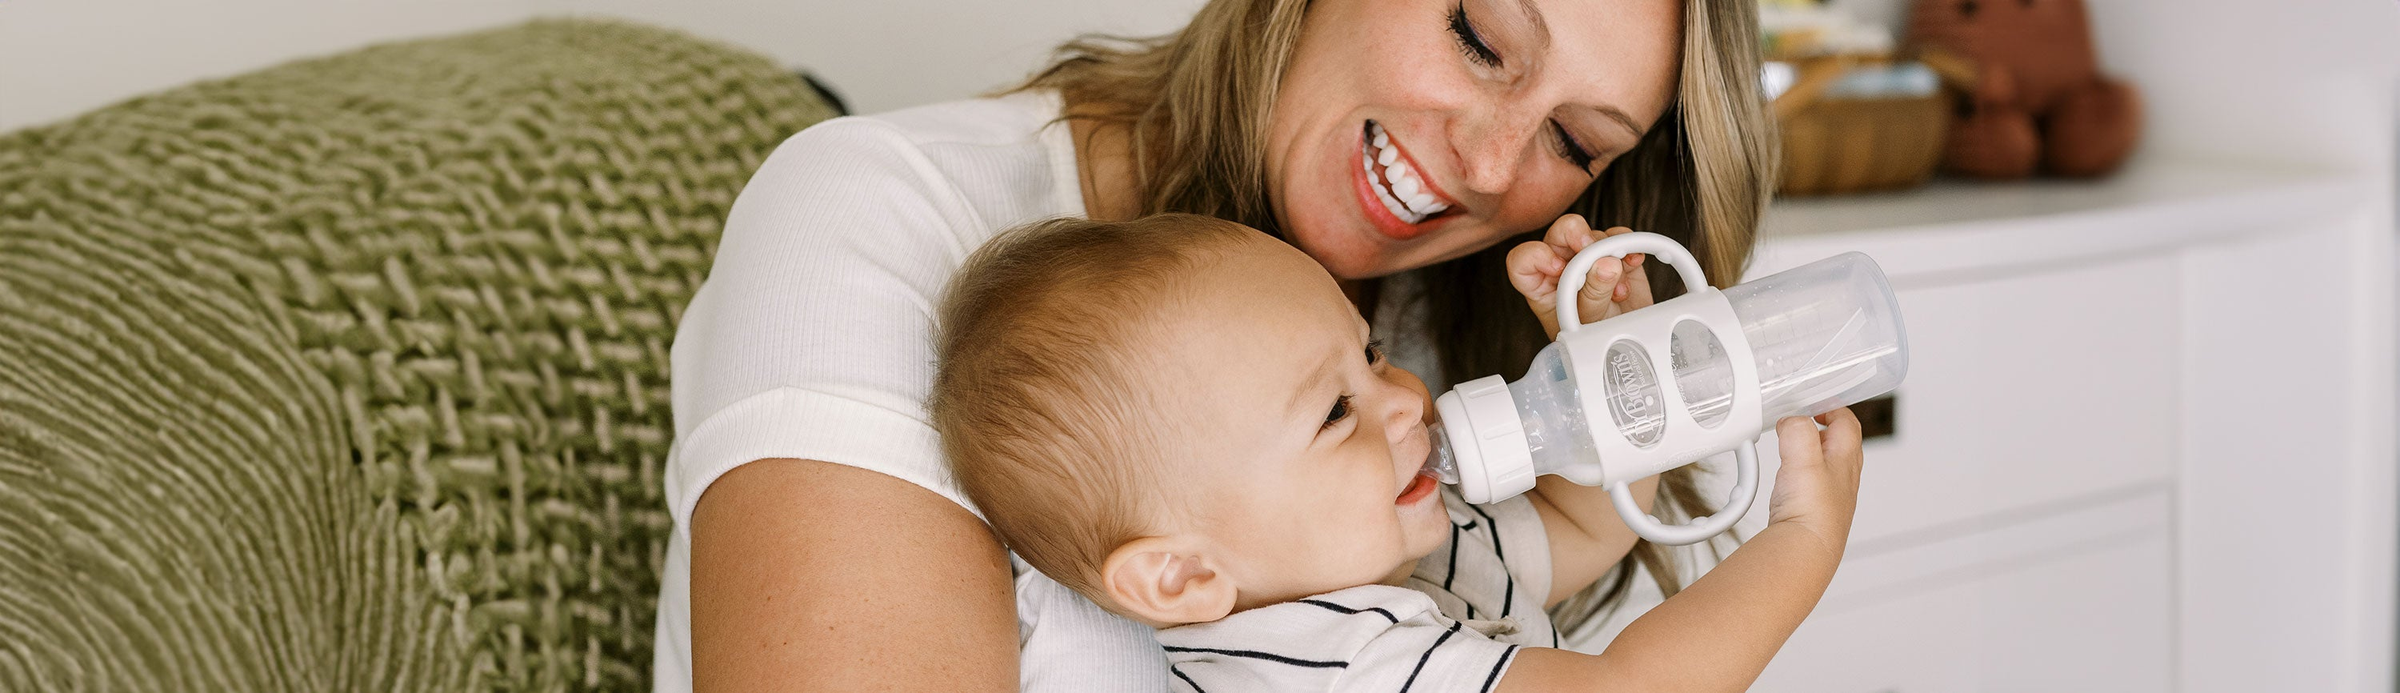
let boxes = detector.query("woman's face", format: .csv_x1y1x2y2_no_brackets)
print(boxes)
1266,0,1683,280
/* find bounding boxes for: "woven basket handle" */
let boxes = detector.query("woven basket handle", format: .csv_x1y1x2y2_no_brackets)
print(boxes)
1770,55,1862,121
1914,46,1979,95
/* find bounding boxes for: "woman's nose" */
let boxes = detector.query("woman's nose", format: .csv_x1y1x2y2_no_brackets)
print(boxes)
1452,103,1546,195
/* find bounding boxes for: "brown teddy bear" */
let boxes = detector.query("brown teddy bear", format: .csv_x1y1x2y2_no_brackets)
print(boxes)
1908,0,2142,178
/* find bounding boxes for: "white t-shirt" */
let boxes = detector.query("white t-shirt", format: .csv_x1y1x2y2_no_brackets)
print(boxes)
652,90,1459,692
1158,488,1557,692
653,90,1171,692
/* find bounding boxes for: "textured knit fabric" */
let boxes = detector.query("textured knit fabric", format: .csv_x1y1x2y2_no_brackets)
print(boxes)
651,91,1177,693
1157,488,1557,692
0,20,836,692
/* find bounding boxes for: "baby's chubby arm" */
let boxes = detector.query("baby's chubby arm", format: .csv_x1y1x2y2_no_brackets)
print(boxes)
1502,215,1664,605
1498,411,1865,693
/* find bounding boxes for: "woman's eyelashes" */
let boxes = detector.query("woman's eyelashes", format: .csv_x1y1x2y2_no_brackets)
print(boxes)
1549,120,1597,171
1365,339,1386,366
1447,3,1599,172
1448,3,1502,68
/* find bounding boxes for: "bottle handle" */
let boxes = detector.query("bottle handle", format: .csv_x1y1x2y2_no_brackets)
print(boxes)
1555,231,1713,333
1606,439,1762,546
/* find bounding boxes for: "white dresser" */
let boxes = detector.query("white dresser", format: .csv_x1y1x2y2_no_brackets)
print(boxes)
1575,157,2395,693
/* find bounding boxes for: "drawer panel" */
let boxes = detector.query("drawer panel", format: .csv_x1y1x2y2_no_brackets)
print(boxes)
1753,506,2174,693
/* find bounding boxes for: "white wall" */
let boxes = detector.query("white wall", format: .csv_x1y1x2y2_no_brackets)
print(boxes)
0,0,528,131
11,0,2393,159
556,0,1205,116
0,0,1204,132
1830,0,2400,174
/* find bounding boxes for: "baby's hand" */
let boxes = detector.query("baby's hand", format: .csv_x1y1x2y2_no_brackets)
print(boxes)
1766,408,1866,555
1505,215,1653,340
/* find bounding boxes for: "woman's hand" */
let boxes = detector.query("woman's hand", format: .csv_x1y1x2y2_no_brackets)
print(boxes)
1505,215,1654,340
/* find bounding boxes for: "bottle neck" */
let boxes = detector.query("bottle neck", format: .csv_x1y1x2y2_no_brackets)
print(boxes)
1426,425,1460,485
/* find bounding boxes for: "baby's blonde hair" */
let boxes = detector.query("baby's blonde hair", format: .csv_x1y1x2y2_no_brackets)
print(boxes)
931,213,1258,599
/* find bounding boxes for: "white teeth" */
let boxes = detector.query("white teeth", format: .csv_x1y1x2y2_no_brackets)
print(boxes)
1372,174,1425,224
1363,121,1447,224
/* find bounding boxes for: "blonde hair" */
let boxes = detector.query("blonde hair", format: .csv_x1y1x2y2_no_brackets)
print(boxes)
931,214,1258,599
1016,0,1776,636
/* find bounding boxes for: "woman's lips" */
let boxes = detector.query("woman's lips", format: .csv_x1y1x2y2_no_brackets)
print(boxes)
1350,122,1457,242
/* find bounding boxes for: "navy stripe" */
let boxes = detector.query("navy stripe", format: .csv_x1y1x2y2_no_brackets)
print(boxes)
1466,502,1518,618
1160,646,1347,669
1442,523,1462,590
1479,645,1520,693
1398,622,1465,693
1467,503,1506,562
1458,519,1479,530
1297,598,1399,624
1171,664,1206,693
1500,570,1515,617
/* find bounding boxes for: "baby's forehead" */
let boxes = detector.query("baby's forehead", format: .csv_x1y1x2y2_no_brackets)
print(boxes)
1127,245,1361,448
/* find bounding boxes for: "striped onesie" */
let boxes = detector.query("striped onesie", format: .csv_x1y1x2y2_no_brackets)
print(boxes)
1156,487,1559,692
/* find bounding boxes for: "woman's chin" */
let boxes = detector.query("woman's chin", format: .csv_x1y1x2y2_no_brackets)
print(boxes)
1289,225,1404,280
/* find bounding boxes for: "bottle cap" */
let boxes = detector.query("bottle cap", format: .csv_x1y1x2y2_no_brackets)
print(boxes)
1433,375,1536,504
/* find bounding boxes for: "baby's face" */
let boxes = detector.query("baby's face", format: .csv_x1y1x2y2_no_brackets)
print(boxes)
1144,234,1453,610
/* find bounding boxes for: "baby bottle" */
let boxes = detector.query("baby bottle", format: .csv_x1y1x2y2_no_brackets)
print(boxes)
1427,232,1908,545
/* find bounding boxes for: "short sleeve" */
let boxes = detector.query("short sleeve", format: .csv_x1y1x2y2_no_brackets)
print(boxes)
662,116,995,529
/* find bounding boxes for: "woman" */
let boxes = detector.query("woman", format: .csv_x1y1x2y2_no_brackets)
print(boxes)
655,0,1778,689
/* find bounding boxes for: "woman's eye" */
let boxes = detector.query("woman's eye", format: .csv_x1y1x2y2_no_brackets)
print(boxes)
1322,395,1354,430
1365,339,1386,365
1549,120,1596,171
1448,3,1503,68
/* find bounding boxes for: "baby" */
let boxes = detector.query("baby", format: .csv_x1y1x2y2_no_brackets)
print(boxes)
932,213,1863,692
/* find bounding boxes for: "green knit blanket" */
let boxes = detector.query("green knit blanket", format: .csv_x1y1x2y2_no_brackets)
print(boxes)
0,20,837,691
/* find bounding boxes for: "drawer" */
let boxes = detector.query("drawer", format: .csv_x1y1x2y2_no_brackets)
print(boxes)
1715,253,2181,549
1752,492,2175,692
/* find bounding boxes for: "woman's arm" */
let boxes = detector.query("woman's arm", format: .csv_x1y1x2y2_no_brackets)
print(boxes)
690,458,1019,692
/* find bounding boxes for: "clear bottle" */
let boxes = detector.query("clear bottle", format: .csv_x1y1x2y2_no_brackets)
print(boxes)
1429,251,1908,509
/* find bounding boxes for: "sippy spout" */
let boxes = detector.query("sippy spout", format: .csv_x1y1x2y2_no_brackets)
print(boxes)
1426,425,1460,485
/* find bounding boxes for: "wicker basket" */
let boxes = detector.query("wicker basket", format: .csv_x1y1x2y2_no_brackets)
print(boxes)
1772,57,1952,196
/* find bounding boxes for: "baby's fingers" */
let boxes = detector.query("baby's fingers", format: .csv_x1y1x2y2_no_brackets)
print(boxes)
1575,257,1626,318
1775,415,1827,469
1814,407,1865,481
1541,214,1597,251
1505,240,1568,337
1506,240,1565,300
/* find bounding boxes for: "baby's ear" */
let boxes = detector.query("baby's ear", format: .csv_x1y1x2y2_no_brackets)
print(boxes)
1102,537,1236,627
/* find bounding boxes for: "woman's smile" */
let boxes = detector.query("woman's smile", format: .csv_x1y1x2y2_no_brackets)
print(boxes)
1354,119,1463,239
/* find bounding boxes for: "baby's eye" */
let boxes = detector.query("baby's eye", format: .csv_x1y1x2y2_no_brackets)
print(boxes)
1322,394,1354,430
1365,340,1386,365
